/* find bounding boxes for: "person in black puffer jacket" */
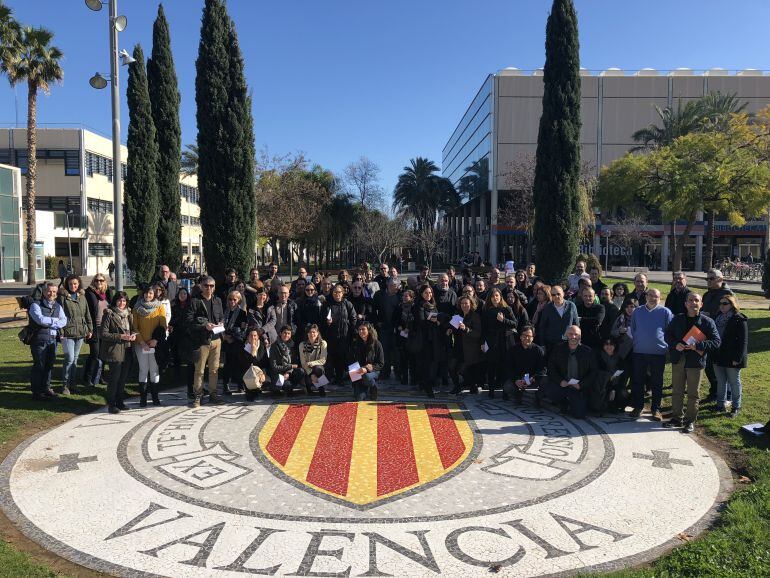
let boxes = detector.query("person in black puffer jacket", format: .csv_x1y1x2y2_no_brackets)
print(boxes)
321,284,357,384
83,274,114,387
413,285,449,398
481,288,516,399
712,294,747,416
349,322,385,401
297,283,325,334
269,325,303,396
395,289,417,385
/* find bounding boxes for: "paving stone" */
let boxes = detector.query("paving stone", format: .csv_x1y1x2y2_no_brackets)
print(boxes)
0,386,731,577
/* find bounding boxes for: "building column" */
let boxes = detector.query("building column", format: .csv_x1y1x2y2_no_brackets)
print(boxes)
489,188,498,266
479,194,487,261
471,198,479,254
695,234,703,272
661,235,669,272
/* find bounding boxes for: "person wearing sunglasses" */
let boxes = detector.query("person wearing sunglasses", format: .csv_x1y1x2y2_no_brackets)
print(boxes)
712,295,747,416
701,269,735,403
296,283,324,334
84,273,114,387
188,276,225,407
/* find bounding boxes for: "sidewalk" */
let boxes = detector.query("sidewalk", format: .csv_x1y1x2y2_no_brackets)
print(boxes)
605,270,765,297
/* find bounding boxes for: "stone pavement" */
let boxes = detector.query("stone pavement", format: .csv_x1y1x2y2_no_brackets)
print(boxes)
0,382,731,577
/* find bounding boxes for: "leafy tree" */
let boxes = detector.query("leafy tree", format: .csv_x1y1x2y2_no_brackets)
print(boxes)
598,111,770,272
353,210,408,265
147,4,181,270
2,24,63,284
393,158,458,231
124,45,159,285
532,0,582,284
196,0,256,280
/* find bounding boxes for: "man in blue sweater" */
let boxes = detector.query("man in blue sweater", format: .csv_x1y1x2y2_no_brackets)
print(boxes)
629,289,673,420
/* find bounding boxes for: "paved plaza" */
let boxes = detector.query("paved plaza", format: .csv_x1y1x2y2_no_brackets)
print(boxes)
1,386,731,577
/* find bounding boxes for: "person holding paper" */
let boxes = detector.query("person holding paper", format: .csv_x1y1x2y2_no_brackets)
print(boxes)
237,328,267,401
220,291,248,395
547,325,596,419
504,325,546,405
664,292,720,433
373,279,402,380
395,289,417,386
269,326,303,396
132,285,167,407
449,296,483,395
596,338,628,413
412,285,444,397
349,322,384,401
299,324,328,396
188,275,225,407
481,288,516,399
712,295,747,416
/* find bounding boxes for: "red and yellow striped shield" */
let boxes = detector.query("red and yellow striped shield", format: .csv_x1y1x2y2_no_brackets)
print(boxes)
257,401,476,508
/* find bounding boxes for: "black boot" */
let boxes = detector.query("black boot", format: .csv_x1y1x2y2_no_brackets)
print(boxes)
151,383,162,406
139,383,148,407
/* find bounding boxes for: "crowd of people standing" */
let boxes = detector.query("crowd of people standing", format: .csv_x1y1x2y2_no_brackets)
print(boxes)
21,258,756,434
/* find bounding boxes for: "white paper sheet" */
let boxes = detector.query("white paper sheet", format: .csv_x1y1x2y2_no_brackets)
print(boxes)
399,329,409,338
276,373,285,386
142,348,155,354
327,308,332,321
449,315,463,329
481,341,489,353
348,362,363,382
427,311,438,320
316,374,330,387
212,325,225,335
612,369,624,379
567,378,579,386
685,336,697,346
524,373,531,386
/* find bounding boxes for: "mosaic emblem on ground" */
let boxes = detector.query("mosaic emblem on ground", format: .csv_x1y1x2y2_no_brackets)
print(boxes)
0,394,730,577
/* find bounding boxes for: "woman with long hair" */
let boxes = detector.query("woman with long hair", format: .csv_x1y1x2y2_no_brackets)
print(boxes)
247,288,270,332
132,285,167,407
237,327,267,402
221,290,248,395
449,295,483,395
299,324,328,396
504,288,530,335
713,295,748,416
395,289,417,386
481,288,515,398
297,282,324,333
349,322,384,401
58,275,93,395
612,282,630,309
99,292,136,413
83,273,113,387
321,284,357,384
413,284,444,398
515,269,532,301
169,287,196,399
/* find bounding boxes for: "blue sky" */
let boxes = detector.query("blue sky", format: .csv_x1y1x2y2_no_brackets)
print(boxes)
2,0,769,205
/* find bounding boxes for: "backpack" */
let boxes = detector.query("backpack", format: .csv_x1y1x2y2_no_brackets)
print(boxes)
19,300,61,345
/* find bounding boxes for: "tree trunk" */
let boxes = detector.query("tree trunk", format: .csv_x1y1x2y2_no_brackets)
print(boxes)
672,213,697,272
25,81,38,285
704,210,715,272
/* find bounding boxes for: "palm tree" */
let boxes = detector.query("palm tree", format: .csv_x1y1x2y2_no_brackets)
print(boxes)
180,142,199,177
393,157,459,233
3,26,63,284
631,99,703,151
0,3,21,69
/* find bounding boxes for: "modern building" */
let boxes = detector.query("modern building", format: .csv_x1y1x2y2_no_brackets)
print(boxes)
0,163,23,281
0,127,202,278
442,68,770,270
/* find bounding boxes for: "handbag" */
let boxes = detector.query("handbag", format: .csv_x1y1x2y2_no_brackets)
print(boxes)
243,365,265,391
18,325,34,345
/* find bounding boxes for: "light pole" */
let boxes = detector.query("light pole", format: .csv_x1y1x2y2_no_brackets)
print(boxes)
86,0,132,290
605,229,611,273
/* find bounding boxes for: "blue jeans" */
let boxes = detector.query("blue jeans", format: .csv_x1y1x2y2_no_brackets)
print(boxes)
31,340,57,394
631,353,666,412
714,365,742,410
61,337,84,389
354,371,379,400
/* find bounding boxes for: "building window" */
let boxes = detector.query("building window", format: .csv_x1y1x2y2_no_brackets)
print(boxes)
189,216,200,226
87,198,113,213
0,148,80,176
180,183,199,205
191,245,200,255
181,215,189,224
86,151,121,181
89,243,113,257
24,196,81,213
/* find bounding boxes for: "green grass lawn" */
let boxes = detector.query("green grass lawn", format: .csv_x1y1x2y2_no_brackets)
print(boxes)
606,276,760,303
0,312,769,576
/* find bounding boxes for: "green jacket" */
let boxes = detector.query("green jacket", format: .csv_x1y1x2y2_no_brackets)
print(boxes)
58,289,93,339
99,307,134,363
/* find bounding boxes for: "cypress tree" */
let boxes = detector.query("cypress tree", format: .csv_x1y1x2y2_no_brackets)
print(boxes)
195,0,256,281
124,44,160,286
147,4,182,271
532,0,582,284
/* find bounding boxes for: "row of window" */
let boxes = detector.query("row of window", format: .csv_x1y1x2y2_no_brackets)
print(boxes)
89,243,113,257
86,151,127,182
0,149,80,176
87,198,114,214
182,215,201,226
180,183,199,204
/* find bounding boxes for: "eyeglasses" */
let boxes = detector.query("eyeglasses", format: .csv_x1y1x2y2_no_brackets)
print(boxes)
95,278,105,282
228,298,238,302
203,284,215,288
719,301,730,306
551,292,563,297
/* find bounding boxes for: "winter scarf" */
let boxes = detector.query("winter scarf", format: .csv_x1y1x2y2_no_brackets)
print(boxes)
134,299,161,318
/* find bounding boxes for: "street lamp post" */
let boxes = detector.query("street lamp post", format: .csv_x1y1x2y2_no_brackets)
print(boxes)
86,0,131,290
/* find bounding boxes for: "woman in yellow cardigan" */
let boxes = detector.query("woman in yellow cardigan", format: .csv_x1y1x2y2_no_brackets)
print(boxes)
132,285,167,407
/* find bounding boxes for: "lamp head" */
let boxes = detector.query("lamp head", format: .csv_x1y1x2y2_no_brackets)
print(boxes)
114,15,127,31
85,0,102,11
89,73,108,90
119,49,136,66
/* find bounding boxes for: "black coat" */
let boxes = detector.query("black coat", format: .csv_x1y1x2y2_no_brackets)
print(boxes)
349,338,385,371
434,287,458,315
84,286,114,343
507,343,547,383
450,310,482,365
322,299,357,344
664,287,692,317
480,306,515,355
297,296,325,333
169,301,196,363
187,296,224,348
599,301,619,341
576,302,605,349
412,302,446,362
713,312,748,368
269,339,298,376
548,342,597,392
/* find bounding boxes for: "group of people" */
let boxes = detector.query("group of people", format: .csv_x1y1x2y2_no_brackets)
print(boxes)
22,259,751,433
